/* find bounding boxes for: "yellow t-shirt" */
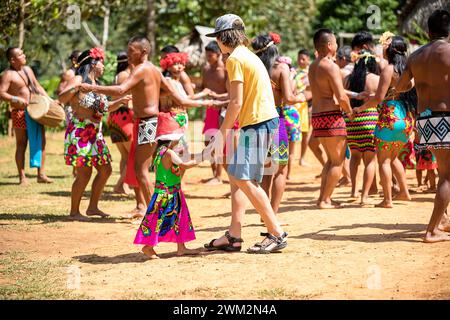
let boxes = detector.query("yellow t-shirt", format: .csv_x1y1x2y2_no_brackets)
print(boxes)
226,46,278,128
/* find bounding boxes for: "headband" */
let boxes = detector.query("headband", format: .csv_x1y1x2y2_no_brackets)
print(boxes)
74,47,105,69
253,32,281,54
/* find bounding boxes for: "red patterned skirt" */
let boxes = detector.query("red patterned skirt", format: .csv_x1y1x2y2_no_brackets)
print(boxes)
107,106,134,143
312,110,347,138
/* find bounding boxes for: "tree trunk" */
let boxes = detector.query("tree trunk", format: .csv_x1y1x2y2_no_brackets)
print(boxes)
102,1,110,50
146,0,156,59
18,0,25,48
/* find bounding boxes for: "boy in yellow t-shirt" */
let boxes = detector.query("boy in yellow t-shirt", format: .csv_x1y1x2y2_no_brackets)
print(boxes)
203,13,287,254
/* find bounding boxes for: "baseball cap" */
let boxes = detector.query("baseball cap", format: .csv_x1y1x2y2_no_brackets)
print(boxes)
205,14,245,37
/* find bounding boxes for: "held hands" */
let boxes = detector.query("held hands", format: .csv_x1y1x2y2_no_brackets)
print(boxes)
355,91,370,100
79,83,94,93
346,110,355,121
122,95,132,104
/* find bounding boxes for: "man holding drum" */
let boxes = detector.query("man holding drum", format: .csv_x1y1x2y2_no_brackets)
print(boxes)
0,47,53,185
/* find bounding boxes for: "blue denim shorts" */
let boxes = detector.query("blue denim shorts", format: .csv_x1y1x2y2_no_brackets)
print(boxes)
227,117,279,183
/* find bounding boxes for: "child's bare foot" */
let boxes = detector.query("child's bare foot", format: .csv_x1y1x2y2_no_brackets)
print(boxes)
318,201,341,209
393,193,411,201
123,207,146,219
176,247,200,256
423,230,450,243
204,177,222,186
86,208,110,218
37,174,54,184
142,246,159,259
375,200,393,208
68,213,90,222
19,177,30,186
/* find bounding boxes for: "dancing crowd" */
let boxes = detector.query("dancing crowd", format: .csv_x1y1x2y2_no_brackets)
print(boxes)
0,9,449,258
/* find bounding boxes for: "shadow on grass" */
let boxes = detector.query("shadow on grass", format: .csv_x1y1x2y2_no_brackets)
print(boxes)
285,185,321,193
5,174,68,179
184,194,228,200
74,248,242,264
0,213,127,224
41,190,132,201
291,223,427,243
195,223,264,233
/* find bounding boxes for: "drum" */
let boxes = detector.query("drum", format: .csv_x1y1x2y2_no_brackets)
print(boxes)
28,94,65,127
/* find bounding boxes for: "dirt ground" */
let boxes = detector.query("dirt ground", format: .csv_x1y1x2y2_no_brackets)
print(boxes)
0,122,449,300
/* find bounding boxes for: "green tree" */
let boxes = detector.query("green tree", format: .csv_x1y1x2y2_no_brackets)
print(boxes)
313,0,399,34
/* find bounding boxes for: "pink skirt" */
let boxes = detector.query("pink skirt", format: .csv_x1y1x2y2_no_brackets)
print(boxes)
134,187,195,246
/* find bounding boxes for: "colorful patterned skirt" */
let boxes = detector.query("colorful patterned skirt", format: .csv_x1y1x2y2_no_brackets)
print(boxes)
134,182,195,246
415,146,437,170
398,138,417,169
64,117,111,167
345,107,378,152
282,105,301,142
311,110,347,138
107,106,134,143
269,107,289,165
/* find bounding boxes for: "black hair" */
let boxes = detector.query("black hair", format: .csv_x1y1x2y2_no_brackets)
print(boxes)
347,50,380,108
161,45,179,55
75,49,102,84
153,139,172,160
428,9,450,39
351,31,373,50
313,28,334,51
298,49,310,56
69,50,81,60
128,35,151,53
336,45,352,62
116,51,128,75
386,36,417,112
6,47,19,61
205,41,221,53
251,34,278,73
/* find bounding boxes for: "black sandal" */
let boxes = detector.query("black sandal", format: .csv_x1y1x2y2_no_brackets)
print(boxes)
204,231,244,252
247,232,288,254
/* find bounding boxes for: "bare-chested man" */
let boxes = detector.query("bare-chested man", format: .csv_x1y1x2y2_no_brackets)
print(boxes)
201,40,228,185
80,36,211,205
0,47,53,185
57,50,81,95
308,29,353,209
396,10,450,243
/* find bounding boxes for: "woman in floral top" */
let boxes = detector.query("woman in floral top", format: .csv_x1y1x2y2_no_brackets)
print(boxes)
59,47,130,221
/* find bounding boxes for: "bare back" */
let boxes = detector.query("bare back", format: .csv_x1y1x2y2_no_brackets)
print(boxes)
309,57,341,113
408,40,450,113
130,61,161,118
